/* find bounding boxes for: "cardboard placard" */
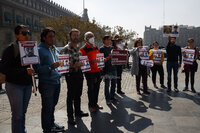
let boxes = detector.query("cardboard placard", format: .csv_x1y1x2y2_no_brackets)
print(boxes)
19,41,40,66
79,56,91,72
183,49,195,65
111,50,128,65
96,53,104,68
58,54,69,74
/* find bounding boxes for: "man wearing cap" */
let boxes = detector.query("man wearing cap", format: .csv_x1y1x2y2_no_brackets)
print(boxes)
80,31,103,113
112,35,125,94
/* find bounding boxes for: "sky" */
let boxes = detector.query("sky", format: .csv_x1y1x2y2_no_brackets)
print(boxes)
53,0,200,38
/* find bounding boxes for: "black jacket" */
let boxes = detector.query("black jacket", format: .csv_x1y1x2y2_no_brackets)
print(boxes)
166,42,182,64
1,42,32,85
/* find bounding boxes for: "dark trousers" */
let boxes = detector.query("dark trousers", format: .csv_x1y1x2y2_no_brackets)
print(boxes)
167,61,178,89
65,71,83,119
39,83,60,132
85,72,101,108
151,64,164,85
116,65,123,92
185,71,195,88
136,66,147,91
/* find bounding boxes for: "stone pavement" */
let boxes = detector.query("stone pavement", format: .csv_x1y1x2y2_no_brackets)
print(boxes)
0,62,200,133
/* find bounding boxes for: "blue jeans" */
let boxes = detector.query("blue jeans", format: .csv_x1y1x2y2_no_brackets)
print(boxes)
104,68,117,100
5,82,32,133
38,83,60,132
167,61,179,89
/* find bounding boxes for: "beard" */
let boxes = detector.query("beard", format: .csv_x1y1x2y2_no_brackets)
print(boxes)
71,38,79,44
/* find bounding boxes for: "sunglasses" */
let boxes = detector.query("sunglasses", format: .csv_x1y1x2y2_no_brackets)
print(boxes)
21,31,31,36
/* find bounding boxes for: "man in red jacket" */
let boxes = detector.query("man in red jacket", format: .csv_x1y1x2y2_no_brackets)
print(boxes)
80,31,103,113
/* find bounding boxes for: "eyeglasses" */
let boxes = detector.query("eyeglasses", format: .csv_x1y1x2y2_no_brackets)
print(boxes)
21,31,31,36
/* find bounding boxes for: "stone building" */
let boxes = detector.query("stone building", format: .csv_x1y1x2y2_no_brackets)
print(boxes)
0,0,80,54
144,25,200,48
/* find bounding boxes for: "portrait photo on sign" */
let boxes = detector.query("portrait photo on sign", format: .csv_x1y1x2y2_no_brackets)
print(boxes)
19,41,40,66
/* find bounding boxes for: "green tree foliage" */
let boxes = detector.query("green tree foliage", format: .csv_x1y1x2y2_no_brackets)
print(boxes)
41,16,136,45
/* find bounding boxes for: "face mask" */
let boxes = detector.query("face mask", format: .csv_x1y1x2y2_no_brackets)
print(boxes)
89,37,95,45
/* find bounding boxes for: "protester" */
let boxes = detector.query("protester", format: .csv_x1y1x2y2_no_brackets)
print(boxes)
80,31,103,113
166,36,182,92
129,38,150,95
61,29,89,125
182,38,199,93
100,35,117,105
34,27,64,132
1,25,34,133
112,35,125,94
149,41,167,89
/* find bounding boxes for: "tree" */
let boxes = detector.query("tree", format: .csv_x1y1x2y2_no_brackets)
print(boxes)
40,16,136,46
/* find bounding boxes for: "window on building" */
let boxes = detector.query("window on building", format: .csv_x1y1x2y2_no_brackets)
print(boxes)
34,20,40,27
26,18,32,25
4,12,12,22
16,15,24,24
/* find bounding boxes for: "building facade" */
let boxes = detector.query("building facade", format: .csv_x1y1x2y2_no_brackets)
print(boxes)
0,0,78,54
144,25,200,48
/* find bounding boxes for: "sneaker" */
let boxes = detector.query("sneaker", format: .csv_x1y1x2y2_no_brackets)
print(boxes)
75,111,89,118
51,123,65,132
137,91,141,95
154,84,158,88
96,104,103,110
174,88,179,92
117,90,125,95
191,88,196,93
161,84,167,89
183,87,189,91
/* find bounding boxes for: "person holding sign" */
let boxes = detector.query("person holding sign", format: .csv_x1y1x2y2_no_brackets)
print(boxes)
61,29,89,125
166,37,182,92
149,41,167,89
112,35,125,95
129,38,150,95
100,35,117,105
1,25,34,133
34,27,64,132
182,38,199,93
80,31,103,113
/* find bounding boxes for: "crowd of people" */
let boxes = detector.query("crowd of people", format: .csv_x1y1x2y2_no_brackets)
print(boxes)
0,25,199,133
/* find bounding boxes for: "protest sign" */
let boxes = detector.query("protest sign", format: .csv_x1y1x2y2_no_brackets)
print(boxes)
96,53,104,68
183,49,195,65
163,25,179,37
19,41,39,66
141,60,154,67
152,50,162,63
79,56,91,72
111,49,128,65
58,54,69,74
139,46,149,60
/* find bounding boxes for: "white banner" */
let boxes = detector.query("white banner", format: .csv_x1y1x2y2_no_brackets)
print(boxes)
58,54,69,74
19,41,40,66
